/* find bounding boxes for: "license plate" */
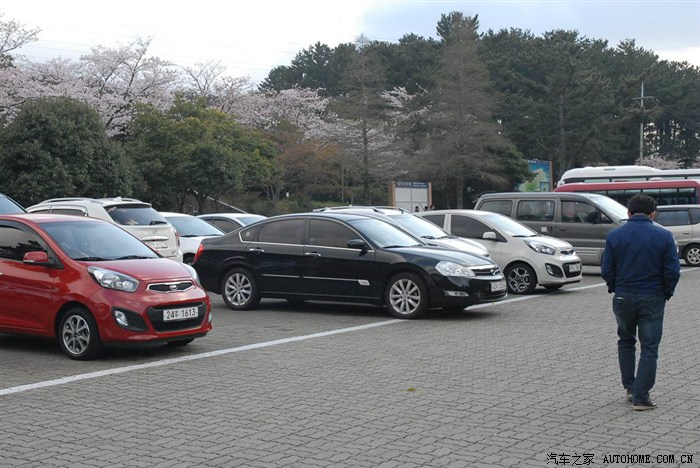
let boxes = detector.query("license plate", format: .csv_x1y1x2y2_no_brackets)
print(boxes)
569,263,581,272
491,281,506,292
163,307,199,321
145,240,168,249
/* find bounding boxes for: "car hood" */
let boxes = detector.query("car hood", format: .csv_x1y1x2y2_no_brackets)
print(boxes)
81,258,195,282
426,237,490,257
389,245,496,267
520,235,574,249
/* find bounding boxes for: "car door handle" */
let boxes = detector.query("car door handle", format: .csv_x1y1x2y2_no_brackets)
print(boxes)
305,252,321,257
248,247,264,254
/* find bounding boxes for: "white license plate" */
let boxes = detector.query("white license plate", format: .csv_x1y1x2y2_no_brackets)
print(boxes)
163,307,199,322
145,240,168,249
491,281,506,292
569,263,581,272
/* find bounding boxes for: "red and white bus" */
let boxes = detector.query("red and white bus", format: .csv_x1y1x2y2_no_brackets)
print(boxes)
553,179,700,206
556,165,700,186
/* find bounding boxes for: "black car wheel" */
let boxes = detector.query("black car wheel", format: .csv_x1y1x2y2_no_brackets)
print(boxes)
385,272,429,319
58,307,103,360
683,244,700,266
505,263,537,294
221,268,260,310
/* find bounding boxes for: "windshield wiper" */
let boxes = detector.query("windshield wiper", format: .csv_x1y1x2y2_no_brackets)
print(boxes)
149,220,168,225
438,235,457,239
73,256,109,261
420,235,437,240
112,255,154,260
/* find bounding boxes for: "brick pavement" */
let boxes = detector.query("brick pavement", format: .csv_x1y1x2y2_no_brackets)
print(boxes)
0,269,698,467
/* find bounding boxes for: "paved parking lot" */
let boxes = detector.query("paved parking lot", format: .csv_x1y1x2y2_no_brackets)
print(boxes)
1,267,699,467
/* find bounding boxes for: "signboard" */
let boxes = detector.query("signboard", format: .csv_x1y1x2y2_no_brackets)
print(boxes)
517,160,553,192
390,181,432,212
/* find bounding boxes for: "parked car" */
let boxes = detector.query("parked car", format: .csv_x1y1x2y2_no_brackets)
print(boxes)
416,209,582,294
197,213,267,233
161,212,224,264
0,193,25,214
314,206,491,258
26,197,182,262
0,214,212,359
654,205,700,266
193,212,507,319
474,192,628,265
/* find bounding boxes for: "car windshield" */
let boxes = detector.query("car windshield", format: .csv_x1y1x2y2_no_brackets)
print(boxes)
0,194,26,214
166,216,224,237
587,194,629,220
105,204,168,226
389,214,450,239
43,221,160,261
479,212,539,237
347,218,422,248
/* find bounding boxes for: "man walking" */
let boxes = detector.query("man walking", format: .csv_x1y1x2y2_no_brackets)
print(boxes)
601,194,681,411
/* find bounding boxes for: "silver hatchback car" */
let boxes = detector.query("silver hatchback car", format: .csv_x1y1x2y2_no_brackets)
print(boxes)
654,205,700,267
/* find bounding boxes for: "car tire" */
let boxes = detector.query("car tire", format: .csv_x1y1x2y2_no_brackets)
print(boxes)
183,254,195,265
167,338,195,346
384,272,429,319
683,244,700,266
221,268,260,310
58,307,103,360
505,263,537,294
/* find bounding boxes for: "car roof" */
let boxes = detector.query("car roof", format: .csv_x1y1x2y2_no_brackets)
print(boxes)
657,205,698,209
421,209,491,217
267,211,383,222
478,192,602,200
198,213,263,218
160,212,194,217
0,213,103,224
32,197,151,207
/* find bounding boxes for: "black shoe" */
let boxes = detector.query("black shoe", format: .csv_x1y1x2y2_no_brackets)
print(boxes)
625,389,633,402
632,399,657,411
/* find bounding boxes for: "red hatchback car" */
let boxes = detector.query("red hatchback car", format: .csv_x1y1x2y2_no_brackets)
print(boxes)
0,214,212,359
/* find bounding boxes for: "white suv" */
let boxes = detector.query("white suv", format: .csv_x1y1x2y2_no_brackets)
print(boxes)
26,197,182,262
417,209,582,294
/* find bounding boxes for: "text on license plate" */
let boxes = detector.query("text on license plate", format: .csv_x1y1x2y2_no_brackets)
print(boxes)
145,240,168,249
163,306,199,322
491,281,506,292
569,263,581,272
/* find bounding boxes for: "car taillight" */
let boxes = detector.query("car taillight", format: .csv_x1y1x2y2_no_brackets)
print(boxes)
175,231,181,247
193,243,204,264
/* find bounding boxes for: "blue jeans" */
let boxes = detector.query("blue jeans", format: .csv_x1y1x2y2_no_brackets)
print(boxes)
612,294,666,403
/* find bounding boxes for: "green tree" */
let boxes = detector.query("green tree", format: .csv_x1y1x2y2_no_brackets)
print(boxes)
125,96,275,212
0,96,132,206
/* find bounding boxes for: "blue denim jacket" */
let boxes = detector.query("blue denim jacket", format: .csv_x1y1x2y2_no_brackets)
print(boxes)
601,215,681,299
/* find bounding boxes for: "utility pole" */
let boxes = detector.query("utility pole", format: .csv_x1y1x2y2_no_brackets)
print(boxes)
633,82,653,165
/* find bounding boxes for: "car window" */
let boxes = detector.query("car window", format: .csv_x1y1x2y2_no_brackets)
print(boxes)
0,225,47,261
516,200,554,221
166,216,223,236
450,215,491,239
478,200,512,216
257,219,305,244
656,209,689,227
211,219,239,232
347,218,418,248
690,208,700,225
562,201,599,223
308,220,357,248
105,205,168,226
390,214,448,238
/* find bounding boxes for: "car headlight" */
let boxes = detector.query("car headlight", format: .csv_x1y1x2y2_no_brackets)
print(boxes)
88,267,139,292
183,262,201,285
435,261,476,278
524,240,556,255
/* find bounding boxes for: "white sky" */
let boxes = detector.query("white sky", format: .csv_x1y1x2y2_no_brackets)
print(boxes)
1,0,699,85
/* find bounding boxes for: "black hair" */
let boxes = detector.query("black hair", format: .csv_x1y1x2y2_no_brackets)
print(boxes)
627,194,657,215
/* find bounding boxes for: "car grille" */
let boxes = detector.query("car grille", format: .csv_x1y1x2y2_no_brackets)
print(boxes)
471,265,501,277
478,289,508,301
147,302,207,331
147,281,194,293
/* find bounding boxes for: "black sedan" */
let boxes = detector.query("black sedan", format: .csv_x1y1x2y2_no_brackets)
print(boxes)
193,212,507,319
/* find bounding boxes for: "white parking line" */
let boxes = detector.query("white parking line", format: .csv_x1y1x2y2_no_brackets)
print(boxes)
6,272,696,397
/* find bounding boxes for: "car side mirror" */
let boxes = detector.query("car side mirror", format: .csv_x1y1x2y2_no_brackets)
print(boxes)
347,239,369,251
23,251,53,266
482,231,498,241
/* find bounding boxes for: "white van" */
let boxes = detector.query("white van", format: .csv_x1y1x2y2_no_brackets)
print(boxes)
474,192,629,266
